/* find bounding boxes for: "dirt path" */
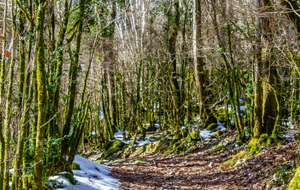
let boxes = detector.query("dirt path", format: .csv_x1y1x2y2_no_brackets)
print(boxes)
110,138,297,190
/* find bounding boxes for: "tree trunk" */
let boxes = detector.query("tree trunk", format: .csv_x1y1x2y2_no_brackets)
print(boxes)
32,1,47,189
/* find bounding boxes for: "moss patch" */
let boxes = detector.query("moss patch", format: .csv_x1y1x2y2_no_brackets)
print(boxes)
137,144,147,155
102,140,126,160
153,140,163,152
58,172,77,185
146,143,154,152
248,138,261,155
72,162,80,170
288,166,300,190
164,138,180,154
207,123,218,130
258,134,268,146
220,151,249,168
216,130,223,137
218,116,225,122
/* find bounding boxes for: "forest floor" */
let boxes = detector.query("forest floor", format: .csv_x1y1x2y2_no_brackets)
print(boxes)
103,131,298,190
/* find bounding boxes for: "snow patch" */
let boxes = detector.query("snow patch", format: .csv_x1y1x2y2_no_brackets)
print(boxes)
49,155,120,190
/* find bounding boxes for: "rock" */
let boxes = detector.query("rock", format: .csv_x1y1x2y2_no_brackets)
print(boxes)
208,162,214,168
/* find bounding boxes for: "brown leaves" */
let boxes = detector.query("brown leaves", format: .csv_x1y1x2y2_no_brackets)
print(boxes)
269,22,275,31
109,133,297,190
4,50,10,58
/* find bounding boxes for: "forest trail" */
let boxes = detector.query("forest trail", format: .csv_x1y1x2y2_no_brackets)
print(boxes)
106,132,297,190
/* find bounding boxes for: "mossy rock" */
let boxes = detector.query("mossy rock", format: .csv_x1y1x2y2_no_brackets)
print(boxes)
146,143,153,152
153,140,163,152
185,132,198,142
216,130,223,137
207,123,218,130
123,145,133,158
288,166,300,190
72,162,80,170
164,138,180,154
218,116,225,123
58,172,77,185
220,151,248,168
102,140,126,160
137,144,147,155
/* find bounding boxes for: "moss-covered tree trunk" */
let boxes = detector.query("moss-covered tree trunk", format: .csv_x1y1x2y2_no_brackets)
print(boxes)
193,0,216,127
253,0,263,139
61,0,85,170
12,5,33,188
3,2,16,188
32,1,47,189
0,0,8,188
261,0,277,136
167,0,183,130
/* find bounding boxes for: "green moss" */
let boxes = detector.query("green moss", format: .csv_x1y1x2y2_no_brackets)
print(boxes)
216,130,223,137
102,140,125,160
72,162,80,170
58,172,76,185
220,151,248,168
137,144,147,155
164,138,179,154
218,116,225,122
185,132,198,142
207,123,218,130
258,134,268,145
210,135,216,138
212,144,223,152
248,138,260,155
153,140,163,152
175,140,185,154
146,143,153,152
123,145,133,158
149,133,160,140
190,132,198,138
248,138,262,155
288,167,300,190
135,160,146,165
277,142,282,147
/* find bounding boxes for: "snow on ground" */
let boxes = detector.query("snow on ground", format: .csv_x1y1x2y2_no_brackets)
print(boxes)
49,155,120,190
200,122,227,140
